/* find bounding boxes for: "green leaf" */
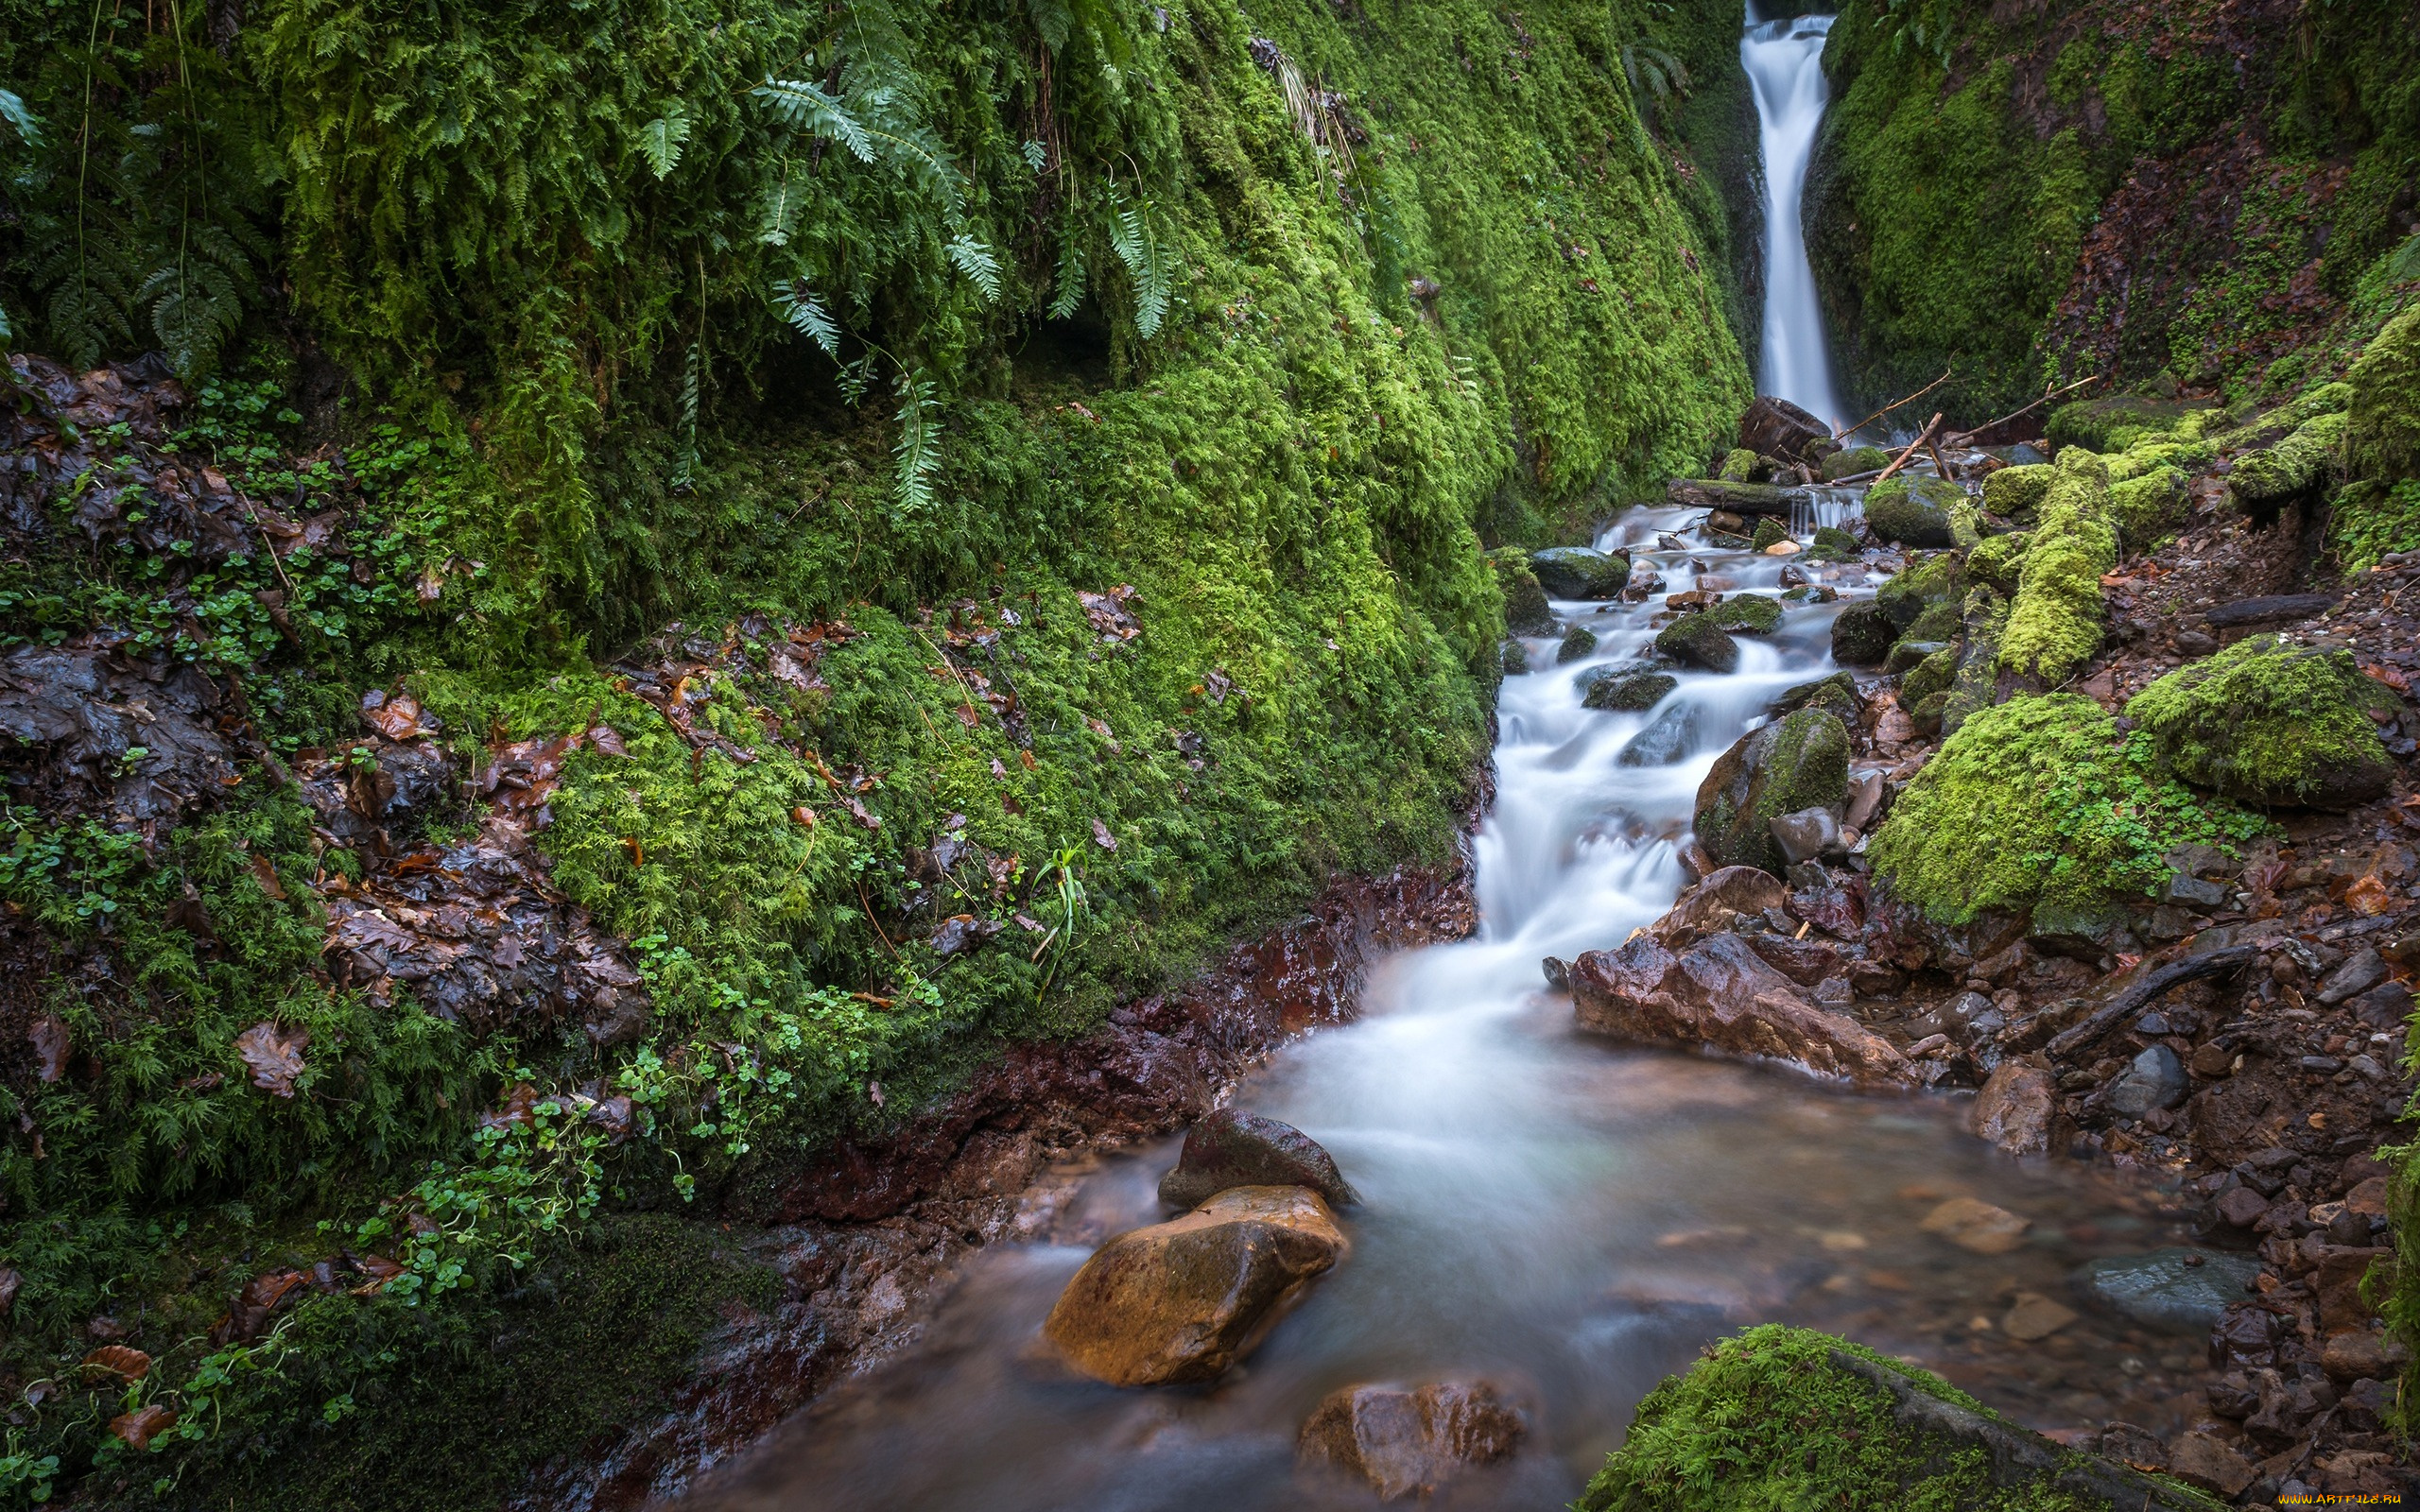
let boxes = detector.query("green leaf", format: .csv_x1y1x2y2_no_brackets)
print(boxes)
944,233,1001,303
636,103,692,179
752,77,873,162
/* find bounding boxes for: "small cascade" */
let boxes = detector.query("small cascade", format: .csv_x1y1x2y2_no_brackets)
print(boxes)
1741,9,1843,431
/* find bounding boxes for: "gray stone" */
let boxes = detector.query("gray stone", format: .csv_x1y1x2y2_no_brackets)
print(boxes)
2073,1247,2264,1335
2159,873,2230,909
1159,1108,1358,1210
1618,702,1705,767
1556,624,1599,663
1830,601,1896,665
2162,843,2237,879
2316,948,2387,1005
2105,1044,2189,1117
1768,807,1840,866
1582,669,1677,713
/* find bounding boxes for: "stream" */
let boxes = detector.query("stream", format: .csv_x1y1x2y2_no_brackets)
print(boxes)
670,10,2207,1510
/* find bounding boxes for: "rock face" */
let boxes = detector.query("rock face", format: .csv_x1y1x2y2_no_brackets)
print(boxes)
1298,1380,1525,1501
1158,1108,1358,1210
2073,1247,2264,1336
1693,709,1849,874
1970,1063,2054,1156
1654,611,1739,672
1530,546,1631,599
1044,1186,1349,1386
1569,931,1913,1087
1830,600,1896,664
1863,475,1962,547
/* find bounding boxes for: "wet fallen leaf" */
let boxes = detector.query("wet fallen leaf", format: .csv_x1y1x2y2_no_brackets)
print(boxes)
2344,871,2394,917
27,1014,69,1083
480,1082,541,1131
81,1345,151,1382
249,852,287,901
1090,818,1118,851
233,1022,308,1097
110,1404,176,1451
587,724,630,757
359,691,435,742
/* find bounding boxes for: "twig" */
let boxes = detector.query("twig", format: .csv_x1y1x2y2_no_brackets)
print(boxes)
853,875,900,959
1869,413,1944,486
2046,946,2256,1059
1834,367,1950,443
1944,373,2106,446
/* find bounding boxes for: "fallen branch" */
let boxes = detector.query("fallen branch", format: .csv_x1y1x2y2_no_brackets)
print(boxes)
1834,367,1951,444
2046,945,2258,1059
1943,373,2105,447
1868,413,1944,487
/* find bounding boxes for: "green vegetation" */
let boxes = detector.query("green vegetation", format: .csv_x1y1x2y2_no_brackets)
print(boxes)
1709,594,1780,633
2125,635,2397,807
1862,475,1959,547
1869,695,2260,924
2229,411,2348,511
1996,456,2114,683
1981,464,2054,521
1694,707,1846,874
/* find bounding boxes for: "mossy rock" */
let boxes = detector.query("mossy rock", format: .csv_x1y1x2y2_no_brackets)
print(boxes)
1981,462,2054,520
2108,465,2188,544
2047,392,2208,454
1830,601,1896,665
1966,530,2030,594
1656,612,1740,673
1576,1325,2221,1512
1823,444,1892,481
2125,634,2396,808
2229,410,2348,512
1998,458,2115,683
1708,594,1782,634
1875,551,1964,630
1882,639,1952,676
1899,648,1960,709
1530,546,1633,600
1501,639,1530,676
1583,669,1678,712
1719,446,1761,483
1942,590,2011,738
1862,475,1962,547
1908,689,1950,736
1749,518,1788,551
1868,694,2252,924
1806,524,1861,562
2347,301,2420,486
1694,708,1850,875
1557,624,1600,663
1490,547,1557,636
1771,671,1857,724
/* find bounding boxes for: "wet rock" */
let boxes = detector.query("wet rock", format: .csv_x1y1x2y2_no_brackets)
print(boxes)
1158,1108,1358,1210
2168,1432,2256,1497
1616,701,1705,766
2072,1247,2263,1335
1830,601,1897,664
1043,1186,1348,1386
1971,1063,2055,1157
2000,1292,2078,1341
1582,669,1676,713
1708,595,1781,634
1768,807,1839,866
1744,933,1841,988
1771,671,1857,723
1863,476,1962,548
1918,1197,2030,1255
1739,395,1830,461
2213,1186,2270,1228
2104,1044,2189,1117
1693,709,1849,875
0,644,242,823
1665,479,1796,516
2158,872,2228,909
1824,444,1892,481
1555,625,1598,663
1488,549,1556,637
1654,611,1739,673
2320,1330,2395,1383
1530,547,1630,600
1297,1380,1525,1501
1654,866,1789,946
2096,1422,2168,1471
2315,947,2386,1005
1569,932,1913,1086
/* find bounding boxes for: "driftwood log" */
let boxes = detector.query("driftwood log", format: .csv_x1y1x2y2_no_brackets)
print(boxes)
2046,946,2259,1059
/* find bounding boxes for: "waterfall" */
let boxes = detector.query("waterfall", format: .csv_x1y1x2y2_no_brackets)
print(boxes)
1741,9,1843,432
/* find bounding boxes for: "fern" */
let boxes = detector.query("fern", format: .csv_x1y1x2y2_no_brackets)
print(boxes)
637,102,693,179
672,337,702,490
752,77,873,162
771,277,841,356
0,88,41,146
945,233,1002,304
1048,232,1086,320
1106,181,1171,338
890,366,940,515
1028,0,1075,55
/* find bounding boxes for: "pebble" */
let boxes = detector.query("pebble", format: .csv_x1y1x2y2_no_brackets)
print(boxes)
2000,1292,2079,1342
1917,1197,2031,1255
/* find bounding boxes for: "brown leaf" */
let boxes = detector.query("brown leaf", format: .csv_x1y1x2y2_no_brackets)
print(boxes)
110,1404,176,1452
27,1014,70,1083
587,724,630,757
2345,871,2394,917
1090,818,1118,851
480,1082,541,1131
0,1268,18,1316
233,1022,309,1097
360,691,435,742
81,1345,151,1382
249,852,287,901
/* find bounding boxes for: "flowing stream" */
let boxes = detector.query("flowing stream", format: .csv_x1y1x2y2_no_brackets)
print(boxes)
672,14,2202,1511
1742,8,1844,429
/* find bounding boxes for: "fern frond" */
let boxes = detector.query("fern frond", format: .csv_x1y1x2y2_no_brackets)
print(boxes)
771,277,842,356
637,103,693,179
1049,233,1086,319
672,337,702,490
1028,0,1075,54
1106,183,1171,338
0,88,40,147
891,367,940,515
945,233,1002,303
753,77,873,162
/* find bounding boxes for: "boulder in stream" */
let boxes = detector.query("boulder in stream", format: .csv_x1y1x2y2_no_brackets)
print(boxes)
1569,932,1913,1087
1582,668,1676,712
1970,1062,2055,1157
2073,1247,2263,1336
1654,611,1739,672
1829,601,1896,664
1158,1108,1358,1209
1530,547,1631,599
1693,708,1849,875
1863,475,1962,547
1298,1380,1526,1501
1044,1185,1348,1386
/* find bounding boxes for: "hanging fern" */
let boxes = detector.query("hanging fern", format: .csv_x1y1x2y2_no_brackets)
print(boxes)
672,336,703,490
1106,180,1172,338
890,366,941,515
1048,232,1087,320
637,101,694,179
945,233,1002,304
752,77,874,162
772,277,842,357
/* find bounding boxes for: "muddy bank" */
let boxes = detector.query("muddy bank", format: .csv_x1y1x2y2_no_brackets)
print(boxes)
511,860,1478,1511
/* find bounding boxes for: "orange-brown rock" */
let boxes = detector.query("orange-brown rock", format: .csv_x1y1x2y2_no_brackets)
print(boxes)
1971,1062,2055,1156
1043,1186,1347,1386
1569,932,1913,1086
1298,1380,1525,1500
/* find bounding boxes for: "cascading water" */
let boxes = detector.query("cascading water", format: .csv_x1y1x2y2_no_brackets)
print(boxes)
1742,8,1844,430
679,520,2205,1512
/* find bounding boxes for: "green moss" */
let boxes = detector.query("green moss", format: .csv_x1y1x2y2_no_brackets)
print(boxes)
1559,624,1601,662
1772,671,1857,723
1749,517,1787,552
2332,478,2420,573
2346,301,2420,485
1876,551,1965,629
2124,635,2395,806
1694,708,1849,874
1942,590,2011,737
1863,475,1961,547
1492,547,1558,637
1824,444,1892,481
1901,646,1959,708
1583,668,1677,712
1869,695,2259,923
1966,531,2031,594
1720,447,1760,483
2107,465,2188,544
2229,410,2348,509
1656,611,1739,672
1997,460,2114,683
1709,594,1781,633
1808,524,1862,562
1577,1324,2215,1512
1982,464,2054,520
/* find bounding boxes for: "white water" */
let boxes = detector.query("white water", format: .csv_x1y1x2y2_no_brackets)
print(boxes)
681,522,2203,1512
1742,9,1844,430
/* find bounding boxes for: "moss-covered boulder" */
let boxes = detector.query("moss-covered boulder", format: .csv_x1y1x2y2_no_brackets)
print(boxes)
1583,669,1678,712
1557,624,1599,663
2228,410,2347,514
1530,546,1632,600
1708,595,1781,634
1489,547,1557,636
1694,708,1849,874
1981,462,2054,519
2108,464,2188,543
1998,456,2115,683
2347,301,2420,485
1719,447,1760,483
1876,552,1964,632
1576,1326,2220,1512
1900,646,1959,709
1771,671,1857,723
1749,517,1788,551
1966,530,2030,594
1822,444,1891,481
1806,524,1862,562
1830,600,1896,664
2125,635,2397,808
1868,695,2251,923
1862,474,1962,547
1655,612,1739,673
2048,392,2209,454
